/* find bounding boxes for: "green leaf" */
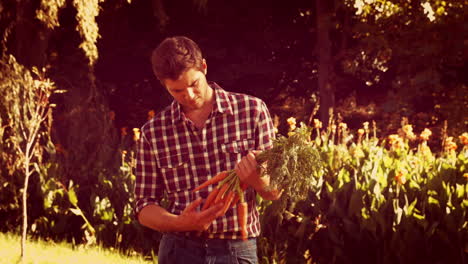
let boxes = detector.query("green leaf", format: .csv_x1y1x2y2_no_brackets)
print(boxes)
413,212,425,220
361,207,370,219
428,196,439,207
455,184,465,199
462,200,468,209
395,207,403,225
70,208,82,216
407,198,418,215
373,182,381,196
409,180,420,190
383,156,393,168
68,188,78,207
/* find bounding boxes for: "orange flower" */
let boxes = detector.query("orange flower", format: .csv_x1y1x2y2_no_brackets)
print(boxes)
313,119,322,129
420,128,432,141
121,127,128,137
388,134,404,150
363,122,369,132
133,128,141,141
402,124,416,141
444,137,457,152
287,117,297,131
338,122,348,131
357,129,365,144
395,170,407,185
447,142,457,151
459,132,468,145
109,111,116,121
148,110,156,120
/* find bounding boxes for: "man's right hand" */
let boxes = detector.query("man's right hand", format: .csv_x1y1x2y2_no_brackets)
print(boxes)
175,198,224,231
137,198,224,232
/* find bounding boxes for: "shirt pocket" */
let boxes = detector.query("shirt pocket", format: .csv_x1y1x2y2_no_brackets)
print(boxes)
221,139,255,170
158,152,193,194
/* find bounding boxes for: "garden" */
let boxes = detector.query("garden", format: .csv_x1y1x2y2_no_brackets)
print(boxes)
0,1,466,263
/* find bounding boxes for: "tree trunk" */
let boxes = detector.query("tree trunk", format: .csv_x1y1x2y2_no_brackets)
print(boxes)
21,154,31,259
316,0,335,127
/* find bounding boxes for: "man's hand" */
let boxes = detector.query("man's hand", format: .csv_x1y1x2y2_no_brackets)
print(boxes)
235,150,282,200
138,198,224,232
176,198,224,231
235,151,263,190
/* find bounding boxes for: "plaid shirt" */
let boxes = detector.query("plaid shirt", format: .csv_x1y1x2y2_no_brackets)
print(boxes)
134,82,275,239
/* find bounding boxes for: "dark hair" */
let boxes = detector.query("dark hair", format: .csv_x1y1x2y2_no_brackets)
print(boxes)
151,36,204,81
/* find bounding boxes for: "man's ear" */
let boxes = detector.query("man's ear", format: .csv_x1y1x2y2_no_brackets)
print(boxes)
202,58,207,75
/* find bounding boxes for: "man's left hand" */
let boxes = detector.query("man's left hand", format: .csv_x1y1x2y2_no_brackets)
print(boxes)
235,151,282,200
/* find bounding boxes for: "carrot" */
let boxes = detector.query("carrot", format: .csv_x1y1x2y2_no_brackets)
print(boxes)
238,201,248,240
220,191,235,215
229,193,240,209
214,182,230,204
201,186,221,210
193,171,229,192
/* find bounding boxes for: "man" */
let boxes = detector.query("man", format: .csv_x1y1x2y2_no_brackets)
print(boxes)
134,36,279,263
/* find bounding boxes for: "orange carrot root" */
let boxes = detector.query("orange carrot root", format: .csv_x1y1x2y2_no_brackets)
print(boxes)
202,186,220,210
193,171,229,192
214,182,230,204
238,201,248,241
220,191,235,215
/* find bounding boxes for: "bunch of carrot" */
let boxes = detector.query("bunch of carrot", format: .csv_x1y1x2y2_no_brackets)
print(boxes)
193,170,249,240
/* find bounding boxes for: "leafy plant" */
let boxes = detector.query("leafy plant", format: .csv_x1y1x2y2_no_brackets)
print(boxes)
0,54,58,259
258,118,468,264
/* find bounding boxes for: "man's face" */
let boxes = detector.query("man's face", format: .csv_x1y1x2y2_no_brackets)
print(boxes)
163,62,211,112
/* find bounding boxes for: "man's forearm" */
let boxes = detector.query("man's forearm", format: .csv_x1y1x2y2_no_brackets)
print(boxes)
137,204,182,232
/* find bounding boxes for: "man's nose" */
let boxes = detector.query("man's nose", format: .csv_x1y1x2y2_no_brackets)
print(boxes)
186,88,195,99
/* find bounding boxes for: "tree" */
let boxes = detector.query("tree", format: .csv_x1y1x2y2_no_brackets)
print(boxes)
0,55,56,259
316,0,335,126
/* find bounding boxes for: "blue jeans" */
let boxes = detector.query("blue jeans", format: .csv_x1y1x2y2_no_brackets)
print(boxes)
157,233,258,264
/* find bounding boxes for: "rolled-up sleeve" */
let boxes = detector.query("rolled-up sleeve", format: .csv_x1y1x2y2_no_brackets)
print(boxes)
134,127,164,216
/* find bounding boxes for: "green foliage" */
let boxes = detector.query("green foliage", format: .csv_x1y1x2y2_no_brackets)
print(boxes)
36,0,67,29
0,53,156,257
0,0,466,262
0,53,57,257
257,125,322,203
259,121,468,264
72,0,103,66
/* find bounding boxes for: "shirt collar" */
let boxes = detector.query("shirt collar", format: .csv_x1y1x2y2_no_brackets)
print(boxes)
211,82,234,116
170,82,233,124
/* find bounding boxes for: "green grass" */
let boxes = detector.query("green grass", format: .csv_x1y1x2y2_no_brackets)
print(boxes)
0,232,155,264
